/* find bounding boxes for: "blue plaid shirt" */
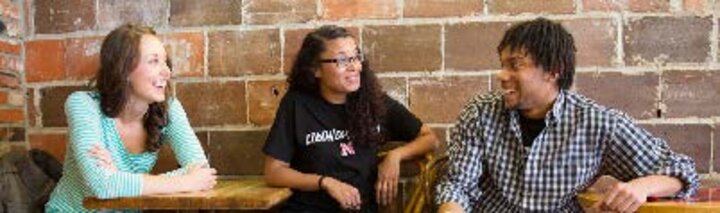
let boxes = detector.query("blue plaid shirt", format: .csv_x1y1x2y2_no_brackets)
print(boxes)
435,90,699,212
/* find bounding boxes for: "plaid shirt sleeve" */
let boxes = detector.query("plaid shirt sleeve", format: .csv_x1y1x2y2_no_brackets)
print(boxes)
435,101,484,210
603,110,700,198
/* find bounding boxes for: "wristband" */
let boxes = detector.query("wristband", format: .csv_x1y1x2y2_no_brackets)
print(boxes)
318,175,326,191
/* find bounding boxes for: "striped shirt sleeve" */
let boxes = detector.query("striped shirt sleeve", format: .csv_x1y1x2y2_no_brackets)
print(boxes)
435,100,484,210
604,110,700,198
65,92,143,199
159,98,209,177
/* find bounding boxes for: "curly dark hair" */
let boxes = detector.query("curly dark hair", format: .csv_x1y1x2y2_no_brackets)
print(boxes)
92,24,170,152
287,25,386,146
497,17,577,90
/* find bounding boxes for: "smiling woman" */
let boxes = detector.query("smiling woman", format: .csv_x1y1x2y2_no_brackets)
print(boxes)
262,25,439,212
45,24,217,212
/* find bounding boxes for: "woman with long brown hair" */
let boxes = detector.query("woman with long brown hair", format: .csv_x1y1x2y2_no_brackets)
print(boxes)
263,25,439,212
46,24,216,212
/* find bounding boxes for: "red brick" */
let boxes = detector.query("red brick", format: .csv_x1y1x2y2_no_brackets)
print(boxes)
65,36,102,81
445,21,512,71
431,127,448,155
152,132,209,174
0,127,6,141
170,0,243,27
208,29,281,76
404,0,483,18
0,72,19,88
583,0,670,12
0,127,24,142
714,126,720,173
26,89,37,127
283,27,360,74
5,90,22,107
662,70,720,118
562,18,616,67
0,0,20,36
248,80,287,126
22,0,30,36
0,55,22,71
624,17,711,65
0,108,23,123
40,86,85,127
283,28,313,74
489,0,575,14
642,124,711,173
0,40,20,54
161,32,205,77
28,132,67,162
0,90,6,104
176,81,247,126
363,25,441,72
25,39,66,82
0,0,19,20
628,0,670,12
207,130,267,175
409,76,489,123
683,0,708,13
320,0,397,20
34,0,95,34
379,77,407,106
245,0,317,25
583,0,622,11
97,0,169,30
574,72,659,119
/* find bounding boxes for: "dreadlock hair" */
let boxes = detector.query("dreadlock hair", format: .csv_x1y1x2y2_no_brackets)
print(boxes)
287,25,386,146
92,24,170,152
497,17,577,90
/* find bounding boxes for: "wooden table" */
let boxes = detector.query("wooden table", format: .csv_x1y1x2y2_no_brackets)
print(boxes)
84,179,292,210
578,187,720,212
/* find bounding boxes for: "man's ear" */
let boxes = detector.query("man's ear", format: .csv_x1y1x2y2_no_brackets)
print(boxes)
545,70,560,82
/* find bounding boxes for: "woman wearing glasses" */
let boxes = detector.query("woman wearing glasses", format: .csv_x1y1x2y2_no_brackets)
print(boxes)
263,25,439,212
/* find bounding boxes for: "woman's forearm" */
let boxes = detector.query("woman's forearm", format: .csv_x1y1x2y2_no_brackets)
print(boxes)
264,156,323,191
390,125,440,160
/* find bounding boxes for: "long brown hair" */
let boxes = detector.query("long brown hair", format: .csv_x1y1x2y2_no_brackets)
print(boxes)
93,24,169,152
287,25,386,146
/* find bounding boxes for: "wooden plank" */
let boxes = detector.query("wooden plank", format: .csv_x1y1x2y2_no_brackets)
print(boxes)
83,179,292,210
578,187,720,212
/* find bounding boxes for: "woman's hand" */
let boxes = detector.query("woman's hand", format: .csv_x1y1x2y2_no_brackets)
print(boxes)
181,162,218,192
376,151,401,205
321,177,362,210
89,143,117,173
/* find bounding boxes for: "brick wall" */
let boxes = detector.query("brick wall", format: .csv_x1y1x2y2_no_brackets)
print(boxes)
4,0,720,209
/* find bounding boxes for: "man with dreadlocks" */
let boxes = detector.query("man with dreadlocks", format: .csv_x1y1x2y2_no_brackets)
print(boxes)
435,18,699,212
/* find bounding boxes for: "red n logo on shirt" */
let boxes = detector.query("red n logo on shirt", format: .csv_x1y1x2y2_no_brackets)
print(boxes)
339,142,356,156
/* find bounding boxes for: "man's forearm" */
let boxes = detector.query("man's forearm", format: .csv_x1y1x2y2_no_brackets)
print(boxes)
438,202,464,213
629,175,683,197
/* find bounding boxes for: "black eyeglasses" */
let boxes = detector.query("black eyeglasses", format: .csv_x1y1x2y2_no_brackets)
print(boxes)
319,54,365,69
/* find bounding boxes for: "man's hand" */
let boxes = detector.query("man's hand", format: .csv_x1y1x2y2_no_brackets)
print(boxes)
593,178,649,213
437,202,464,213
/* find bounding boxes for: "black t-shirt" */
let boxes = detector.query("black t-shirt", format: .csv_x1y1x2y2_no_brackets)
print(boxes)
519,114,546,147
263,91,423,213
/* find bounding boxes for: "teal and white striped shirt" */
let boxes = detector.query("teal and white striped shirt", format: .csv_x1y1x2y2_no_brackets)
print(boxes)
46,91,208,212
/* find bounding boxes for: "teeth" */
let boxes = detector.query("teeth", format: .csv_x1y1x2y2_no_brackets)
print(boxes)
152,80,166,88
